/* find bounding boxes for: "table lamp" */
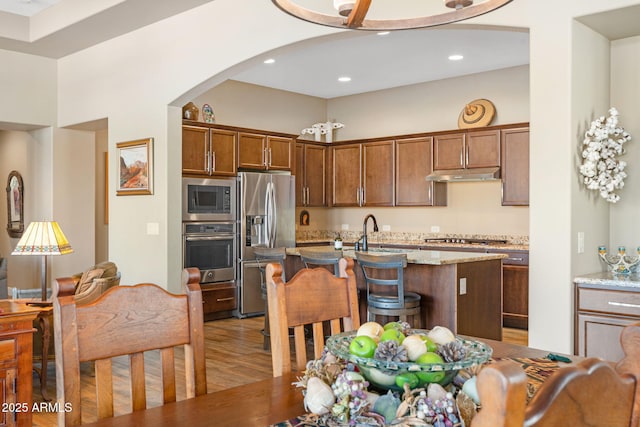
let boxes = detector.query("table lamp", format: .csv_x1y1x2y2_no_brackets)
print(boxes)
11,221,73,305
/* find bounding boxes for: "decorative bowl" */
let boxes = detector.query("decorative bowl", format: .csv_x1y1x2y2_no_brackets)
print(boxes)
326,329,492,392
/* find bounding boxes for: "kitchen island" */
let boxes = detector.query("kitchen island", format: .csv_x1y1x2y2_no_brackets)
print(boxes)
286,246,506,341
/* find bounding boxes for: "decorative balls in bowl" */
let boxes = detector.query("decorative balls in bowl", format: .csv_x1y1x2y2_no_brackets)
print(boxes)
325,321,492,392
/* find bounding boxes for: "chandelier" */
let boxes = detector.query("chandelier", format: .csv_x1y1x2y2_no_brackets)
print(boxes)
272,0,514,31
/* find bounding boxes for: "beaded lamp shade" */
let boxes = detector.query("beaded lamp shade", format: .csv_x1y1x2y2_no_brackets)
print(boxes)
12,221,73,302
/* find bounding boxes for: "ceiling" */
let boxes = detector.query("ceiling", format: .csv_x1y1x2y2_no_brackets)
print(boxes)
0,1,638,100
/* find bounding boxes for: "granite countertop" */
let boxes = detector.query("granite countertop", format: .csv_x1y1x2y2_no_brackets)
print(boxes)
296,239,528,252
574,271,640,289
286,246,507,266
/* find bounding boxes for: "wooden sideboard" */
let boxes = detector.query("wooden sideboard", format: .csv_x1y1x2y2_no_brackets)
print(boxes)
0,301,41,426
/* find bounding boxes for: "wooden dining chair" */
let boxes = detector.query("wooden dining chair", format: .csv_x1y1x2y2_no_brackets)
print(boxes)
53,267,207,426
472,323,640,427
266,257,360,377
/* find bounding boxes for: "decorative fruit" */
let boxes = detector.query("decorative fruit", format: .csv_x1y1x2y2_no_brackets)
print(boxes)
304,377,335,415
395,372,419,389
349,335,377,358
401,334,427,361
420,335,439,352
372,390,401,423
379,328,405,344
357,321,384,341
362,366,397,387
415,352,446,384
383,321,402,331
427,325,456,345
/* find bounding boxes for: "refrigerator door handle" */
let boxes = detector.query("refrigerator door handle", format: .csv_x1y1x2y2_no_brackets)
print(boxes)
265,182,272,247
270,182,278,246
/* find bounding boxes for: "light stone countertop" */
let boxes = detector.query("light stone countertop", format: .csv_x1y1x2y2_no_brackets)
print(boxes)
574,271,640,289
286,246,507,266
296,239,528,252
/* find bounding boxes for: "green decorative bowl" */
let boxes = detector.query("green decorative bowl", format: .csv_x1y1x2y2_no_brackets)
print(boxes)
325,329,492,392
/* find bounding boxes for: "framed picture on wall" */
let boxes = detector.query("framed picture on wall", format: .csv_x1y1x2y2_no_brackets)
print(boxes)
116,138,154,196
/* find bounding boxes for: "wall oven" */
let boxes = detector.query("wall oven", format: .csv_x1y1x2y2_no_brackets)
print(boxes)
182,177,236,222
183,222,235,284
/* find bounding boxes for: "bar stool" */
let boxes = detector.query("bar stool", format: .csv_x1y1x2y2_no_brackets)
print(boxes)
255,247,286,351
299,248,342,276
356,252,421,327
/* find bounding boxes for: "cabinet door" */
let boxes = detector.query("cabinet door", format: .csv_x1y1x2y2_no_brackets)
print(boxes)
466,129,500,168
395,137,446,206
304,144,327,207
576,313,634,361
238,132,266,170
0,367,15,427
332,145,361,206
433,133,465,170
503,265,528,329
501,127,529,206
210,129,237,176
295,144,305,206
182,125,210,176
267,136,293,171
363,141,394,206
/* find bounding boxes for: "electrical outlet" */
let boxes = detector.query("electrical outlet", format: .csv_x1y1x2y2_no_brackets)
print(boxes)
382,225,391,231
459,278,467,295
341,224,349,230
577,231,585,253
431,225,440,233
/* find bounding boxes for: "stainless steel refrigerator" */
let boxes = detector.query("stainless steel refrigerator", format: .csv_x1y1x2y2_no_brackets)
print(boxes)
235,172,295,318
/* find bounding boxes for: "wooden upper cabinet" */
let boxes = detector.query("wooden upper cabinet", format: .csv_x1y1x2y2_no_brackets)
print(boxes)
331,141,394,207
501,127,530,206
297,143,327,207
395,136,446,206
183,125,210,175
182,125,236,177
209,128,237,176
362,140,394,206
332,144,362,206
267,136,293,171
433,129,500,170
238,132,293,171
238,132,267,170
466,129,500,168
433,133,465,170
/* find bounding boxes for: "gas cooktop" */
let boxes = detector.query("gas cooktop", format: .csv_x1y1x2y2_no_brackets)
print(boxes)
424,238,508,245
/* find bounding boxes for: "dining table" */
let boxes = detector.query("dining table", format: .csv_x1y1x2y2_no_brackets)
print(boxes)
82,338,576,427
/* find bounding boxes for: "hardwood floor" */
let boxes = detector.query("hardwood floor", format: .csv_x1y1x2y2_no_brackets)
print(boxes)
32,317,528,426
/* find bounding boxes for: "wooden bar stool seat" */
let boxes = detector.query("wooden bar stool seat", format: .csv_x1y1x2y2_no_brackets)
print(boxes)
356,252,422,327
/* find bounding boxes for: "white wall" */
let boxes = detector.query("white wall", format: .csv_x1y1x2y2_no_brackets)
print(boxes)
95,129,109,263
2,0,638,352
610,35,640,249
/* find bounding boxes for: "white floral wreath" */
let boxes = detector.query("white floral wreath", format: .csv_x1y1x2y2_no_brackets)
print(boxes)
579,107,631,203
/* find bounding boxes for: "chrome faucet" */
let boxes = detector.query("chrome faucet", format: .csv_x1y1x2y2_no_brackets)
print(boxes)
361,214,379,251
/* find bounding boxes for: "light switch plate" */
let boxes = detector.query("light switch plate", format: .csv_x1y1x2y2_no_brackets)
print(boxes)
341,224,349,230
577,231,585,254
431,225,440,233
459,278,467,295
382,225,391,231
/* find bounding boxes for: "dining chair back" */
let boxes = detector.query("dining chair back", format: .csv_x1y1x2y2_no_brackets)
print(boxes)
266,257,359,377
298,248,342,276
53,268,207,426
472,323,640,427
356,252,421,327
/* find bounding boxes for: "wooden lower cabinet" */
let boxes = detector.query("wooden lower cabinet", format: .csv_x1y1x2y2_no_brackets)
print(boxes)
202,282,237,321
575,283,640,360
502,263,529,329
0,302,40,427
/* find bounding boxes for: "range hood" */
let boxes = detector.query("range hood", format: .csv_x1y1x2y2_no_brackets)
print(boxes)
425,167,500,182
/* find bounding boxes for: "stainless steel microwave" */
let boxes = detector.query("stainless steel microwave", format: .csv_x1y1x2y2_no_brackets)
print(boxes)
182,177,236,222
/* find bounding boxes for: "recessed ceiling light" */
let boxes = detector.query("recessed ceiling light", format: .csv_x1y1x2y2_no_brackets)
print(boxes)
338,76,352,82
263,58,276,64
448,54,464,61
377,31,390,36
